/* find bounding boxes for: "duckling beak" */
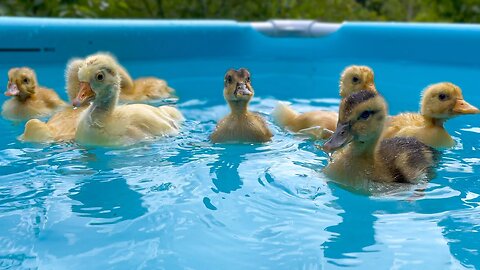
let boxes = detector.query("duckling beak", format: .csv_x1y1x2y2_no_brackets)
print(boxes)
453,99,480,115
366,83,376,92
73,82,95,107
234,83,252,98
322,122,353,153
5,82,19,96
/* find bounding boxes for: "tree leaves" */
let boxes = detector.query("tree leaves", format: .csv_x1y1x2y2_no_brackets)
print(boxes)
2,0,480,22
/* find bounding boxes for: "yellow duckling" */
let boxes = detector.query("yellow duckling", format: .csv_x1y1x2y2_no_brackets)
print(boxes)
272,65,376,139
21,59,87,142
2,67,67,121
323,90,438,183
73,55,183,147
210,68,272,143
75,53,174,102
383,82,480,149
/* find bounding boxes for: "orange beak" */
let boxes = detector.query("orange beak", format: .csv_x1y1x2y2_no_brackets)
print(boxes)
72,82,95,107
453,99,480,115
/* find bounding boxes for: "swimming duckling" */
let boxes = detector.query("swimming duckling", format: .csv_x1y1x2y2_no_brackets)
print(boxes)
383,82,479,149
78,53,174,102
210,68,272,143
21,59,87,142
2,67,67,121
73,55,183,146
272,65,376,139
323,90,438,183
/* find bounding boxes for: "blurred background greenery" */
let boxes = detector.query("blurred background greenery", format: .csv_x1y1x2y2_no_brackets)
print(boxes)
1,0,479,22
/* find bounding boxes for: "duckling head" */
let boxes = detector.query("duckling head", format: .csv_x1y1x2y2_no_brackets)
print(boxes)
323,90,387,153
5,67,37,101
420,82,479,120
223,68,254,104
73,56,121,107
339,65,376,98
65,58,84,103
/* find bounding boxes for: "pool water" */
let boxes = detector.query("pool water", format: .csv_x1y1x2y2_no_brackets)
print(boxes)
0,58,480,269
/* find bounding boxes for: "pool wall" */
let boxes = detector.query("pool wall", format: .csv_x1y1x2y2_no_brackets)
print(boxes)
1,17,480,66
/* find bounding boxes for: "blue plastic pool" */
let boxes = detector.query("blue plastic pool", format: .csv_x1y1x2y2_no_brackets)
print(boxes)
1,17,480,269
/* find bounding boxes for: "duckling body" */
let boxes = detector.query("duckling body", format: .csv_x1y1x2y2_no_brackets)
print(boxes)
384,82,479,149
2,67,66,121
121,77,175,101
73,55,183,147
211,111,272,143
273,65,376,139
211,68,272,143
323,90,438,184
22,59,86,142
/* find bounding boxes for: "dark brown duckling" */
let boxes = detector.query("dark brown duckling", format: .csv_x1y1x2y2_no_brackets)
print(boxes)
210,68,272,143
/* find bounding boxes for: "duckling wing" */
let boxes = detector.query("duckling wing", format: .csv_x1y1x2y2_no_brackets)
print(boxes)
114,104,183,139
377,137,439,183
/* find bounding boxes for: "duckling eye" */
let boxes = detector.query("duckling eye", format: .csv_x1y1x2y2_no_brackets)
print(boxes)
352,76,360,84
96,73,104,81
226,75,233,84
358,110,373,120
22,78,29,84
246,77,251,83
438,93,448,101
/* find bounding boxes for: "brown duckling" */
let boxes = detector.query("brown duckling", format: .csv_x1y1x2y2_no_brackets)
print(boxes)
210,68,272,143
323,90,438,184
383,82,479,149
2,67,67,121
272,65,376,139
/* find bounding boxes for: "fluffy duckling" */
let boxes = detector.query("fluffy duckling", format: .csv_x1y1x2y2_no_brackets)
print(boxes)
272,65,376,139
76,53,175,102
383,82,479,149
2,67,67,121
21,59,87,142
73,56,183,146
210,68,272,143
123,77,175,101
323,90,438,183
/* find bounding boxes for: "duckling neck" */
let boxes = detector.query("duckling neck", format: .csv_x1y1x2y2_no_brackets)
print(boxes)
350,138,379,157
228,100,249,116
15,92,32,102
423,116,446,127
87,91,118,123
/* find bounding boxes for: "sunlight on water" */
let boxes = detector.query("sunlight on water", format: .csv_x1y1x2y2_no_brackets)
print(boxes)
0,59,479,269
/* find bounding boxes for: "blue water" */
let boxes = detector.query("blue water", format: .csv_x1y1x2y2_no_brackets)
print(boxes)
0,59,480,269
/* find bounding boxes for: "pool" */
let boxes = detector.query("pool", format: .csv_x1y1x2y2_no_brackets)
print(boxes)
1,17,480,269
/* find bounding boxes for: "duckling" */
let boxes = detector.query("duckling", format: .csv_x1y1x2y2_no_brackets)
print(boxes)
79,53,174,102
272,65,376,139
123,77,175,101
210,68,272,143
383,82,479,149
21,59,87,142
323,90,438,183
2,67,67,121
73,55,183,147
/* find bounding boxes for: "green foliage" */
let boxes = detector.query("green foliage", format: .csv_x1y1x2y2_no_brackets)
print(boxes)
1,0,480,22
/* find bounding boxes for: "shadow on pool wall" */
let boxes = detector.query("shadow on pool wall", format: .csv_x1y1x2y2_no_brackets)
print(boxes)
0,18,480,269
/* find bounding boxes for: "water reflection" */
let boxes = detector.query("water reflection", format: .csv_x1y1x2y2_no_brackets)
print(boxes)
69,171,147,225
322,183,377,265
208,145,253,194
